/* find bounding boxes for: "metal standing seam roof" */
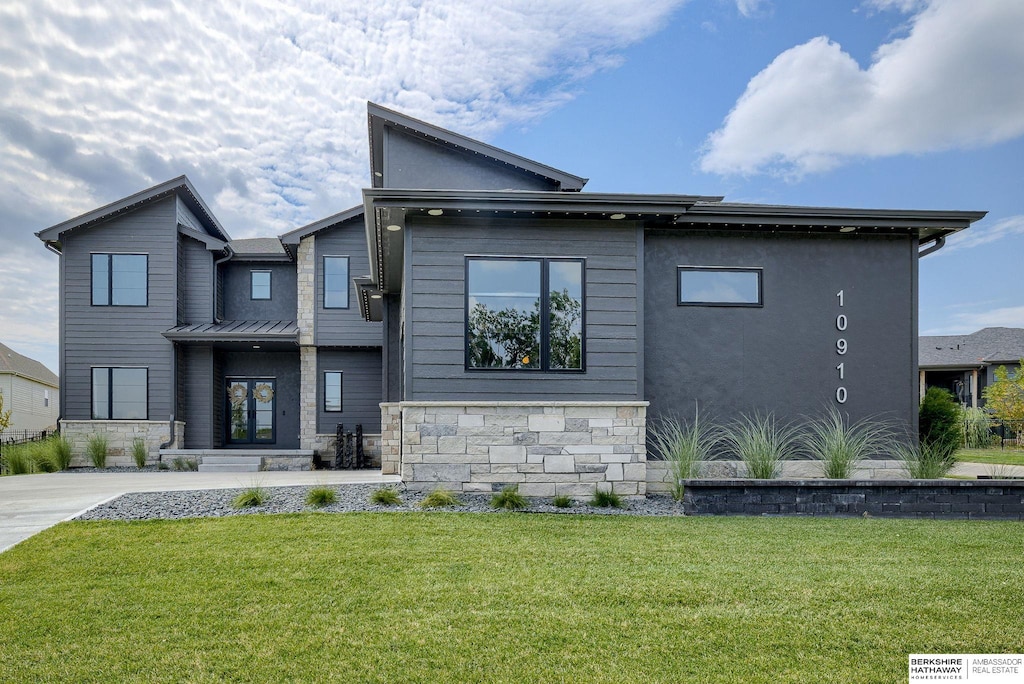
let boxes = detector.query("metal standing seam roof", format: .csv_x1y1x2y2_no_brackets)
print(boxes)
0,342,58,387
162,320,298,341
919,327,1024,368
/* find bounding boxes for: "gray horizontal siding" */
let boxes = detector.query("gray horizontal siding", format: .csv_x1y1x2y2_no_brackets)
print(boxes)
179,235,213,324
314,229,382,346
181,345,213,448
61,198,177,420
317,349,383,433
407,218,640,401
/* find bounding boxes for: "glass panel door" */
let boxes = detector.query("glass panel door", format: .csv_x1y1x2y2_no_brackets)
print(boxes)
226,379,275,444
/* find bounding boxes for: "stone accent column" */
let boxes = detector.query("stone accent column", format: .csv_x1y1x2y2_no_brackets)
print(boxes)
379,402,402,475
297,236,318,450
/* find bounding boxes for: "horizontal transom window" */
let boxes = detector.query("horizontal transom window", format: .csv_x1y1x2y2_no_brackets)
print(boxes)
466,256,585,371
678,266,763,307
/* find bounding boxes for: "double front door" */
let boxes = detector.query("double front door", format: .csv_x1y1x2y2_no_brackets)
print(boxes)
226,378,276,444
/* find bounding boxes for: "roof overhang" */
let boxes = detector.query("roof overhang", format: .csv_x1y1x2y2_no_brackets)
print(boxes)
354,276,384,322
367,102,588,192
919,364,987,371
36,175,230,251
163,320,298,344
178,224,228,252
361,188,724,295
279,205,364,259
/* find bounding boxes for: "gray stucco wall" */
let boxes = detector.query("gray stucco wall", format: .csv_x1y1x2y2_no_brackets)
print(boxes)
314,225,382,346
221,351,300,449
222,262,297,321
405,218,641,401
316,348,383,433
644,230,918,430
60,198,177,421
384,128,558,191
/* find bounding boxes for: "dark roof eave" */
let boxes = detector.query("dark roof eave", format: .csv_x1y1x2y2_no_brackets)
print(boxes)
280,205,365,246
367,102,588,191
363,188,722,214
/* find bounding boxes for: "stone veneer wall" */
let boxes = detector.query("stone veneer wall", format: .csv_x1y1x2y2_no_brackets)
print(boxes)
297,236,317,450
646,459,909,494
61,420,186,467
380,403,401,475
397,401,648,497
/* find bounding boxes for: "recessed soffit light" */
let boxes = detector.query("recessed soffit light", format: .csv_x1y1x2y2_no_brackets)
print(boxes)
385,224,403,232
610,213,626,220
370,294,382,300
252,345,261,349
839,226,857,233
427,209,444,216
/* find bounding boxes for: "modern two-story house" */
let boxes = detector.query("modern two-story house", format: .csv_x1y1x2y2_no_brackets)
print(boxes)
37,103,984,492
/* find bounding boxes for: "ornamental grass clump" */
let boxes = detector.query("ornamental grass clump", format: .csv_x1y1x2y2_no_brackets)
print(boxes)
132,439,148,469
895,440,957,479
648,407,719,501
305,486,337,508
420,488,460,508
51,435,72,471
490,485,529,511
590,490,623,509
232,486,268,509
962,407,994,449
552,495,573,508
2,443,35,475
724,412,800,479
370,487,402,506
803,407,893,479
86,434,108,468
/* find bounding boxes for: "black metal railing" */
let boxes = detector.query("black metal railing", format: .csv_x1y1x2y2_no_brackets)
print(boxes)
332,424,367,470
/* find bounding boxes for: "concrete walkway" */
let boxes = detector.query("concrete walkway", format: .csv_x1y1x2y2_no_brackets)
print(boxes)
951,461,1024,478
0,470,399,554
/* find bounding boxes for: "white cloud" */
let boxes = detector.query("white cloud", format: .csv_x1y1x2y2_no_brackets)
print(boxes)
941,215,1024,254
734,0,767,18
0,0,685,371
933,305,1024,336
700,0,1024,176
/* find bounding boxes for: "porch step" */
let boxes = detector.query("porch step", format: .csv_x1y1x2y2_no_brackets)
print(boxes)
198,456,263,473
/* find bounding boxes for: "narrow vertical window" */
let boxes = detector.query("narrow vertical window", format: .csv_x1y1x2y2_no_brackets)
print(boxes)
92,254,110,305
92,368,110,419
323,256,350,308
548,260,584,370
251,271,271,300
44,389,50,407
324,371,343,412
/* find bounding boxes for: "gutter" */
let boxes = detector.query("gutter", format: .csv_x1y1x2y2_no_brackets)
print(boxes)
917,236,945,258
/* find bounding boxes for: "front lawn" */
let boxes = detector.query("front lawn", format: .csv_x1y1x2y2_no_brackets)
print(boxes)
1,514,1021,683
957,447,1024,467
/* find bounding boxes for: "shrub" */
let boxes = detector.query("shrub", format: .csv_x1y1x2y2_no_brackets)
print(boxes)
370,487,403,506
648,407,719,500
895,440,957,479
962,407,994,449
420,488,460,508
232,486,268,508
51,435,72,471
723,412,800,479
172,457,198,471
305,486,337,507
552,495,572,508
803,407,892,479
919,388,963,456
86,434,108,468
491,485,529,511
590,489,623,508
132,439,148,469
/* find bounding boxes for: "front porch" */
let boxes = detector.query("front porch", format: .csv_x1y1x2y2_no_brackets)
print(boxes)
159,449,316,472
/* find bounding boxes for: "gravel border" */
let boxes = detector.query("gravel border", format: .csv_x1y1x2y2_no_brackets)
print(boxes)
75,483,686,521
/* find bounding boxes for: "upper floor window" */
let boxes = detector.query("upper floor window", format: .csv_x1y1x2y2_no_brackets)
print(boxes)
251,271,271,300
323,256,350,308
466,256,584,371
92,367,147,420
677,266,763,307
92,254,147,306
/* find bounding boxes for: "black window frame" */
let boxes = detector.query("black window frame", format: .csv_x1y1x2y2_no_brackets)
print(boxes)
323,371,343,412
323,255,350,309
91,253,149,307
677,266,763,307
464,255,586,373
250,270,272,300
91,367,148,420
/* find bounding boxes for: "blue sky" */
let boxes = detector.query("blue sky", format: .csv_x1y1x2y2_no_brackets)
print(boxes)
1,0,1022,374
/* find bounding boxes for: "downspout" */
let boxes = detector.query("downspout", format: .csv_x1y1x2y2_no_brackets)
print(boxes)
159,347,177,449
212,243,235,323
917,236,945,258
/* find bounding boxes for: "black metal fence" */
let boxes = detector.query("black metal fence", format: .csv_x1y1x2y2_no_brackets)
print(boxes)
0,429,52,472
993,420,1024,449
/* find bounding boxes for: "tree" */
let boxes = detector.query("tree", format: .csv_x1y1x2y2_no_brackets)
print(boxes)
982,359,1024,424
0,392,11,432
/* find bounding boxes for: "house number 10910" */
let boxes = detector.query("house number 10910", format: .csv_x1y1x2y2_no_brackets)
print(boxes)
835,290,847,404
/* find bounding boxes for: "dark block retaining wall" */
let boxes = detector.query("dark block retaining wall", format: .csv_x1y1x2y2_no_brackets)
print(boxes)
682,479,1024,520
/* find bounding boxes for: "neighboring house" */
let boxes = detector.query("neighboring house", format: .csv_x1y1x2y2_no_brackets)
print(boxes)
0,342,59,433
36,102,986,490
919,327,1024,408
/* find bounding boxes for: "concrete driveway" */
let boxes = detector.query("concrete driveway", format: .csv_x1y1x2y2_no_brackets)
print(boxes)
0,470,399,554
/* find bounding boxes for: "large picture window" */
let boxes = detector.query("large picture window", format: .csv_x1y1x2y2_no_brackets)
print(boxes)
677,266,762,307
466,257,584,371
92,254,147,306
92,367,148,419
323,256,349,308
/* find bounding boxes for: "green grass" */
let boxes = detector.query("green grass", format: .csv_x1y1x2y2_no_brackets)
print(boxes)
0,515,1021,683
957,447,1024,467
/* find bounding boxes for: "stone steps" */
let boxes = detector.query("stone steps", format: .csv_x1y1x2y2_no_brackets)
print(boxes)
198,456,262,473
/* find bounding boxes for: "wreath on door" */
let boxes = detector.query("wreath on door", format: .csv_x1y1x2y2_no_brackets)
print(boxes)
228,384,248,407
253,383,275,404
